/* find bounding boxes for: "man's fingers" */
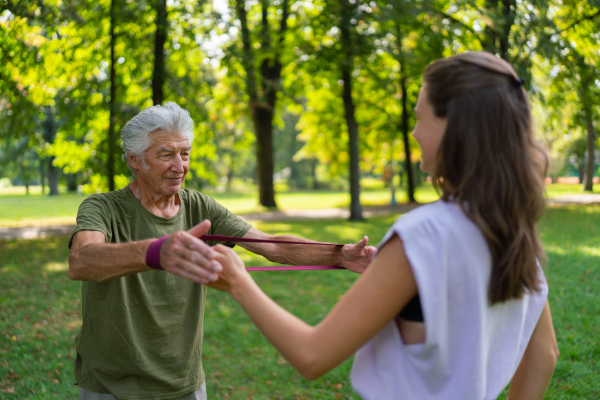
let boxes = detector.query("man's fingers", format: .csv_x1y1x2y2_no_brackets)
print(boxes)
162,232,221,273
179,247,220,272
176,267,209,285
352,236,368,252
187,219,211,238
171,230,216,261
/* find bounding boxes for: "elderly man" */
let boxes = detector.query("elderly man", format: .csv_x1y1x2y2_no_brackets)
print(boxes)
68,102,376,400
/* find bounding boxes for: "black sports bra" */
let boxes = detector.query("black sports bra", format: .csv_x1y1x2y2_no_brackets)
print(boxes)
398,294,423,322
379,235,424,322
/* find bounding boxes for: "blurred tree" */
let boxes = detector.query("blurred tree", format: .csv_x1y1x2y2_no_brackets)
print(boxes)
42,0,217,193
152,0,167,106
222,0,291,208
338,0,363,220
0,1,61,193
540,0,600,191
108,0,117,191
378,0,448,203
289,0,380,220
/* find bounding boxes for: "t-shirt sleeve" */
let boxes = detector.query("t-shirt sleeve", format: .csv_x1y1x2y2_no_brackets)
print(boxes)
377,214,450,341
68,195,112,249
204,195,252,247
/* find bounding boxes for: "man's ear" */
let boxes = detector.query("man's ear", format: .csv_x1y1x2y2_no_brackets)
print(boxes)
127,151,140,171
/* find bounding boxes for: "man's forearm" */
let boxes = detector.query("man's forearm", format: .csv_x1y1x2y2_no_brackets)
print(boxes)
240,229,343,266
68,240,153,282
262,235,343,266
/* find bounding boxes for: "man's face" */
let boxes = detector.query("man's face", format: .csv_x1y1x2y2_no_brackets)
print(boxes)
131,130,191,197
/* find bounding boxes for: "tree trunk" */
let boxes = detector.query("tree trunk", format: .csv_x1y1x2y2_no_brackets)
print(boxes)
389,158,397,206
498,0,516,61
235,0,288,208
393,22,415,203
67,174,78,192
226,166,233,191
254,106,277,206
152,0,167,105
340,0,362,221
399,62,415,203
42,107,59,196
107,0,117,192
311,159,319,190
40,161,45,194
482,0,498,54
578,56,596,192
584,141,596,192
48,158,59,195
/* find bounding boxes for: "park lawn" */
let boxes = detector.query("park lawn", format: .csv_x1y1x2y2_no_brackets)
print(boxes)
0,185,439,228
1,206,599,399
0,182,594,228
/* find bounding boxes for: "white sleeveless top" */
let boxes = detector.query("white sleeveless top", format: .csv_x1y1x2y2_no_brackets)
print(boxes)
350,201,548,400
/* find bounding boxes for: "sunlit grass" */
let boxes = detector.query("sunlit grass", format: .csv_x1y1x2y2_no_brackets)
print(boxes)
1,207,599,398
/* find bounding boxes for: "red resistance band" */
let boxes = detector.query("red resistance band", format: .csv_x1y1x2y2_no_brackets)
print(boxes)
200,235,346,272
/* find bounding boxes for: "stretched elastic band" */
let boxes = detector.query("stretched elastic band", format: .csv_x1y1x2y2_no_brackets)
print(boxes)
201,234,343,247
146,235,168,270
246,265,345,271
200,234,346,271
145,234,347,272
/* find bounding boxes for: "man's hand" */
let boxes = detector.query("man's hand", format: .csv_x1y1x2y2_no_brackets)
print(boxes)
339,236,377,274
159,220,223,284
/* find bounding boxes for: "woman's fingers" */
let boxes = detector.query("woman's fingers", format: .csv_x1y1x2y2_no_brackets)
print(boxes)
174,258,218,283
159,230,223,283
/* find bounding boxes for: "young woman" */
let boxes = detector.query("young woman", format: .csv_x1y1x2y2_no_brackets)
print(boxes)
208,52,559,400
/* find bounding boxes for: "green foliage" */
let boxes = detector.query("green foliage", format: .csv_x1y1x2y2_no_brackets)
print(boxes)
2,0,600,198
80,173,129,195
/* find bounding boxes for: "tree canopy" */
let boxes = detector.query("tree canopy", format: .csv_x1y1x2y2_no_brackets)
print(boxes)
2,0,600,208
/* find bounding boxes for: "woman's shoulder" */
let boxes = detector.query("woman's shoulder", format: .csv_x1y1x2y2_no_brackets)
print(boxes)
393,200,469,230
379,200,481,249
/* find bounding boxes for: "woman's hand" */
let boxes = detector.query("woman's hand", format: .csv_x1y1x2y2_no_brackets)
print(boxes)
207,244,254,293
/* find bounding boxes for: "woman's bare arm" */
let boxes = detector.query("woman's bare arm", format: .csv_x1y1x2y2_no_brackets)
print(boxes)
507,300,559,400
209,234,417,380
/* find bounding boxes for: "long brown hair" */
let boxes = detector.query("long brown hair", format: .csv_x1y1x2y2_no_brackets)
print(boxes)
423,52,547,304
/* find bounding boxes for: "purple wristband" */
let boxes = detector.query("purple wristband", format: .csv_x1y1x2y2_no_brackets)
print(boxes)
146,235,168,270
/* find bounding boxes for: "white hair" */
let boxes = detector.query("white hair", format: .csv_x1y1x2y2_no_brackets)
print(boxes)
120,102,195,175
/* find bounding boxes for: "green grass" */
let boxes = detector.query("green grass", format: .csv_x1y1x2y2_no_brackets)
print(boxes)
0,182,595,228
1,207,600,398
544,183,600,196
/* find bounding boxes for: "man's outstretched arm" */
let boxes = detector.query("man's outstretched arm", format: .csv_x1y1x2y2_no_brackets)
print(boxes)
236,227,377,273
68,220,222,284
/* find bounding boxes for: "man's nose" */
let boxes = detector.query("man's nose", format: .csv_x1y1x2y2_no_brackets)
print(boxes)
171,155,185,172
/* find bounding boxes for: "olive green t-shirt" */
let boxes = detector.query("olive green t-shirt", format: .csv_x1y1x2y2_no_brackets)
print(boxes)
68,187,251,400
